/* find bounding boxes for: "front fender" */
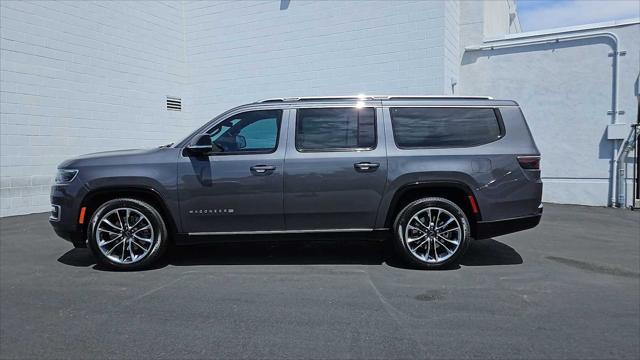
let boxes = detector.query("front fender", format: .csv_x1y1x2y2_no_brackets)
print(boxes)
81,174,180,231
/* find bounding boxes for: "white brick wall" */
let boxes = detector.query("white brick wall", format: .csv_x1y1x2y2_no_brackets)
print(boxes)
2,0,512,217
1,0,460,216
0,1,188,216
183,0,452,123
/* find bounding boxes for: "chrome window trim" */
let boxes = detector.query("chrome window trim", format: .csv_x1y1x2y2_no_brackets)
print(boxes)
176,102,514,148
203,109,284,156
176,104,289,148
294,107,378,153
388,107,506,149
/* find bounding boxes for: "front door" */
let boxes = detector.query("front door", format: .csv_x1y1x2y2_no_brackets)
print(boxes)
178,109,287,234
283,105,388,230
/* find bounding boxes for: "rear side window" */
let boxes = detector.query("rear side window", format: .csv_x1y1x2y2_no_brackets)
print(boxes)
296,108,376,151
390,107,503,148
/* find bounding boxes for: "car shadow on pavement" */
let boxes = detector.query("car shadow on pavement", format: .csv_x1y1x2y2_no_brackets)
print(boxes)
57,238,523,271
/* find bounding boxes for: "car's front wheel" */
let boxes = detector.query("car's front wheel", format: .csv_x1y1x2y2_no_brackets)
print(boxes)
393,197,470,269
87,198,168,270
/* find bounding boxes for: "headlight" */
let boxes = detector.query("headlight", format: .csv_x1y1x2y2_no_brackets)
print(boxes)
55,169,78,184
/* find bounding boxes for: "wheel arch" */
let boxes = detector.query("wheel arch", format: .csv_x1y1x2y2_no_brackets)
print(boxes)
383,181,481,237
80,186,178,240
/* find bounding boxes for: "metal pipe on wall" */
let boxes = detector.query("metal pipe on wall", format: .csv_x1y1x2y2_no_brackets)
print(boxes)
632,122,640,209
466,31,627,206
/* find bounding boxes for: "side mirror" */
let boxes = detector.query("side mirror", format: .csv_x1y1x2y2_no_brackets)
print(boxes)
236,135,247,149
185,134,215,156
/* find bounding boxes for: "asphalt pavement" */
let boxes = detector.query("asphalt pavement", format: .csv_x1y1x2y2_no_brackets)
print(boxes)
0,203,638,359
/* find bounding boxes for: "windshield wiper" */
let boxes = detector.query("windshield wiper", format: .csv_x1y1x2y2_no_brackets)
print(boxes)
159,142,174,148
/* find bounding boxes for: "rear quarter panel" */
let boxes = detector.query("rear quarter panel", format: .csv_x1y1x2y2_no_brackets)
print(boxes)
377,105,542,226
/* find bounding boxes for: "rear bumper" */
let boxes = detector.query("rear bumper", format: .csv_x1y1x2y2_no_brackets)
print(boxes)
475,206,542,239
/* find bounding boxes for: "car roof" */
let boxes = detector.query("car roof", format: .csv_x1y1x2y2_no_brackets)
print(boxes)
175,95,518,148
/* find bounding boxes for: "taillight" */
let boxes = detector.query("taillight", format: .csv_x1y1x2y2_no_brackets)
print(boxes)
517,155,540,170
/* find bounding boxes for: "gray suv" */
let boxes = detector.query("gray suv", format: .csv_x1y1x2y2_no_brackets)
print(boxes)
50,95,542,270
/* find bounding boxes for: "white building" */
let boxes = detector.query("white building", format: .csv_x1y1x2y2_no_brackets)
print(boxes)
1,0,638,217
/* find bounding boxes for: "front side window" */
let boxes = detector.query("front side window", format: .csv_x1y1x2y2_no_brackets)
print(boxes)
390,107,503,148
296,107,376,151
207,110,282,154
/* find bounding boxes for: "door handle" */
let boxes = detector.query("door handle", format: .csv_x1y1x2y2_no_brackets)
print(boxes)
354,162,380,172
250,165,276,174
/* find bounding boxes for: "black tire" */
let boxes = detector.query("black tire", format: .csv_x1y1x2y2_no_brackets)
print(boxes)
393,197,470,269
87,198,168,270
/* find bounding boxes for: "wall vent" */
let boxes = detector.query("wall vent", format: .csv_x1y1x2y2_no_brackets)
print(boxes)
166,96,182,111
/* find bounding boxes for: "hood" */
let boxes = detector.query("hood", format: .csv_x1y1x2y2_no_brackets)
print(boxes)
58,148,172,168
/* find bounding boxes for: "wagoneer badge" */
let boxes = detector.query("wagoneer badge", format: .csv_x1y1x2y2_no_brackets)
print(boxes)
188,209,235,215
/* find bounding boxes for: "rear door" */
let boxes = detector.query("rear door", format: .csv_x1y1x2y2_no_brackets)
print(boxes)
283,103,388,230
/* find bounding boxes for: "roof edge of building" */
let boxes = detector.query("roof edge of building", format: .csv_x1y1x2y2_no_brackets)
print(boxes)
484,17,640,43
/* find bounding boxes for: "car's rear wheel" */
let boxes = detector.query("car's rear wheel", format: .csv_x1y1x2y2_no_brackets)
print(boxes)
393,197,470,269
87,198,168,270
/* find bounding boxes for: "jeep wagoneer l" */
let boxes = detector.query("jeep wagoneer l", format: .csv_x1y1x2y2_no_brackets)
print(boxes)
50,95,543,270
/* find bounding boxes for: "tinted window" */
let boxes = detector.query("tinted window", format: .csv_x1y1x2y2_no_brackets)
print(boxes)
390,108,502,148
296,108,376,151
208,110,282,153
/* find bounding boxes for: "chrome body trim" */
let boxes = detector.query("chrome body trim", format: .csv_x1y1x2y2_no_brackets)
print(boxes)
188,228,389,236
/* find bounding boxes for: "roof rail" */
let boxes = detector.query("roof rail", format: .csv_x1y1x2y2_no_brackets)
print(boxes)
256,95,493,103
256,96,369,103
383,95,494,100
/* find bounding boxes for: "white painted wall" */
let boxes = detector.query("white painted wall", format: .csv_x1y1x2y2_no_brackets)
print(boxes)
483,0,520,37
443,0,460,95
459,0,519,49
459,21,640,206
0,1,188,216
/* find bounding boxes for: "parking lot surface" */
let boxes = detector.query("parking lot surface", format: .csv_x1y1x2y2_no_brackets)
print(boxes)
1,203,639,359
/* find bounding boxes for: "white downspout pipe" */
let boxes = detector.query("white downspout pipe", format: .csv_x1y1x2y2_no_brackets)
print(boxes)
466,31,623,206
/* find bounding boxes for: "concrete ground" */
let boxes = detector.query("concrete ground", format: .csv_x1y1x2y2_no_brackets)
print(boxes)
0,203,638,359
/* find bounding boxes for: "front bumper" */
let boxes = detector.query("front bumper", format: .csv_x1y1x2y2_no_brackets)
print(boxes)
49,183,87,248
51,225,86,247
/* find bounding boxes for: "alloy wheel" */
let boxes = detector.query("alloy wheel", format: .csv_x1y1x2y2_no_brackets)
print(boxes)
96,207,155,264
403,207,462,263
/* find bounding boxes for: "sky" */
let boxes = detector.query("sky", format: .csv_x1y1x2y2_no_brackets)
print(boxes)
517,0,640,31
